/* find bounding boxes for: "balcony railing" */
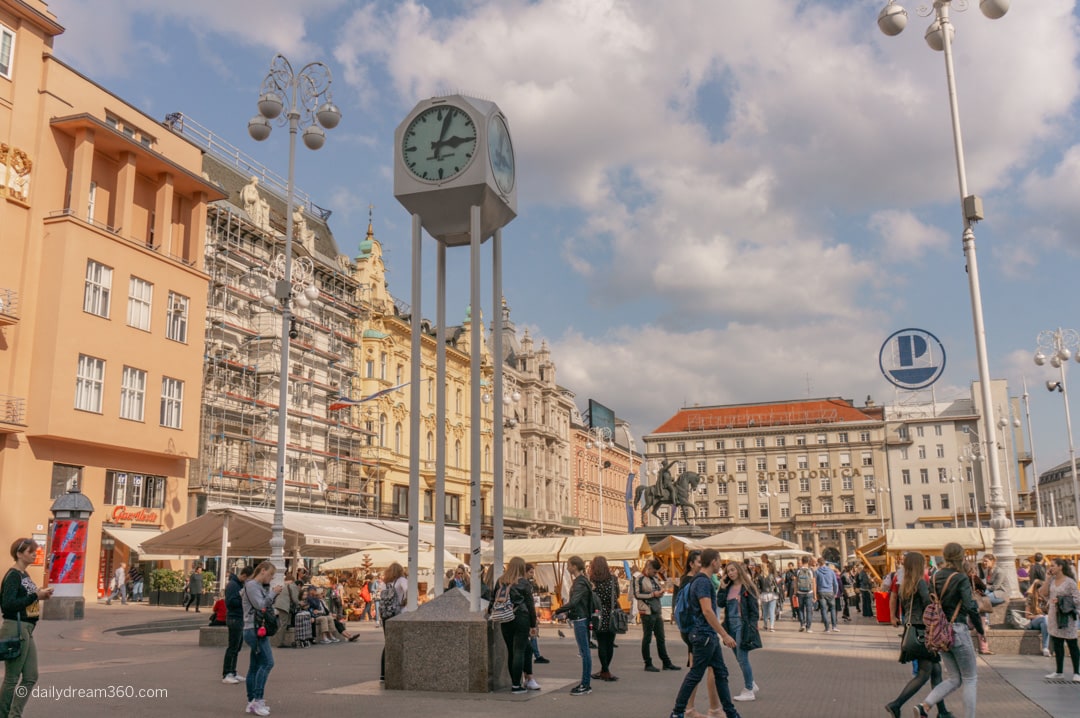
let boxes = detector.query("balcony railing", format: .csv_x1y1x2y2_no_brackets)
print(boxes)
0,288,19,324
0,395,25,427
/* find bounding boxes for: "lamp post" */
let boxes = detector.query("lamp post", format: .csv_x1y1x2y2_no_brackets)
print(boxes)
997,410,1020,526
877,0,1018,598
758,490,776,534
1035,329,1080,528
248,54,340,583
961,442,983,527
1021,377,1044,526
877,486,891,533
587,427,614,535
948,475,958,526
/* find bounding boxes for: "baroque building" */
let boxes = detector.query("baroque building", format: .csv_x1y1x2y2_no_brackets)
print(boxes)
0,1,219,599
644,398,886,561
571,416,640,536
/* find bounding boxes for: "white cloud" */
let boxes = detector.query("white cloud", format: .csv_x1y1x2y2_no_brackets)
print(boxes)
868,210,950,262
1022,144,1080,226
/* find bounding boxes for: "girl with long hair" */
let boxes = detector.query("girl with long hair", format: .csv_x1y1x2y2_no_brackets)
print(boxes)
588,555,620,681
240,560,283,716
884,552,950,718
913,543,985,718
496,557,540,693
379,562,408,683
721,561,760,702
1039,557,1080,681
756,560,780,632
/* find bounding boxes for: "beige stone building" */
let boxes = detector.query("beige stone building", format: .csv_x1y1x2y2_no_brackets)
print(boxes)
0,1,221,599
571,415,641,536
644,398,886,561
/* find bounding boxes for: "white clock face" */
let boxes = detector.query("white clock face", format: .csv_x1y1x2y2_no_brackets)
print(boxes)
401,105,478,183
487,114,515,194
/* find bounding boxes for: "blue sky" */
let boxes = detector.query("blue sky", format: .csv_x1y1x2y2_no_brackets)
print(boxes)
45,0,1080,473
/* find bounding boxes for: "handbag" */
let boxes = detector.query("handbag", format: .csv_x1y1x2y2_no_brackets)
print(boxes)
974,592,993,614
0,616,22,661
609,580,628,634
488,583,515,623
900,595,933,662
844,586,857,599
741,622,763,651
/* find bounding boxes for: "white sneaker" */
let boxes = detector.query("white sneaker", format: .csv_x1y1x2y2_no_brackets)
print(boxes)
319,638,332,644
222,674,240,684
330,637,341,643
805,628,813,633
733,689,756,702
1045,672,1064,679
1042,648,1052,657
234,674,245,681
525,678,541,690
246,701,270,716
752,682,759,692
1074,674,1080,683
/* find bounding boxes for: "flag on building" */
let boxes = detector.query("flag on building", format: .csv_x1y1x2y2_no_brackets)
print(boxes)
328,382,410,411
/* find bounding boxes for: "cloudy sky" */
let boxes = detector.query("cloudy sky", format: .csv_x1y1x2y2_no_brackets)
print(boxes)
45,0,1080,473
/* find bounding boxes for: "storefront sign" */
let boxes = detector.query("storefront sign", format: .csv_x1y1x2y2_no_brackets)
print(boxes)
111,506,159,524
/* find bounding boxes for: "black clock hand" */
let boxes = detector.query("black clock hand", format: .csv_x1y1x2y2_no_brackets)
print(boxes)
440,135,475,149
433,111,454,159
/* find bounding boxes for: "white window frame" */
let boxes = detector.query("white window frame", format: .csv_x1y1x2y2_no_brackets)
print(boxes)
120,366,146,421
75,354,105,413
0,24,14,80
166,292,189,343
160,376,184,429
127,276,153,331
84,260,112,318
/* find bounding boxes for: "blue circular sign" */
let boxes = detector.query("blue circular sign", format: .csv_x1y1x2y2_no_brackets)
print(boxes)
879,328,946,390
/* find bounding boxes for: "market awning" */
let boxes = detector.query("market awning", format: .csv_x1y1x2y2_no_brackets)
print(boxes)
139,506,465,559
698,527,800,553
559,534,652,562
480,537,566,564
102,526,198,561
318,546,462,573
859,527,1080,558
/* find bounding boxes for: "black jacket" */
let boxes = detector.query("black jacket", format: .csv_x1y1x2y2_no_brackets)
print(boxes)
1,568,40,623
933,568,984,636
225,573,245,621
555,574,594,621
508,578,538,628
899,577,932,626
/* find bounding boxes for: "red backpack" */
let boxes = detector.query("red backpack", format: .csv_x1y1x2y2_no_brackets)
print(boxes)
923,572,962,653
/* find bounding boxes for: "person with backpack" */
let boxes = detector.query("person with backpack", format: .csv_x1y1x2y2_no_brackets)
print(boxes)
589,556,621,683
795,556,817,633
669,548,741,718
379,562,407,683
241,561,283,717
883,552,952,718
911,542,985,718
553,555,595,696
493,557,540,693
271,570,302,648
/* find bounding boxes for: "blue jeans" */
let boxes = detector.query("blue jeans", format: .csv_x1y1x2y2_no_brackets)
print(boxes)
571,618,592,687
530,635,541,658
132,580,143,601
798,592,814,629
818,594,836,630
242,628,274,702
729,622,754,692
987,592,1006,607
672,631,739,718
1030,616,1050,651
760,599,777,629
923,623,978,718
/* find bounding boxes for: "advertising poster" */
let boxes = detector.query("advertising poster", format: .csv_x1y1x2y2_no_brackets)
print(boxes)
49,519,88,584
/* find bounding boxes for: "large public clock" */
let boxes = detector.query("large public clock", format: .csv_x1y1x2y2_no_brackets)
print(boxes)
487,113,515,195
401,105,478,183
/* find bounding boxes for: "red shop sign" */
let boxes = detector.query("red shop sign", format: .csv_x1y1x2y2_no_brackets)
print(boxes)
111,506,159,524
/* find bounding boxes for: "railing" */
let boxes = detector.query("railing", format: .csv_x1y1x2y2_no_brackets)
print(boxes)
0,395,26,425
0,288,19,319
46,209,197,267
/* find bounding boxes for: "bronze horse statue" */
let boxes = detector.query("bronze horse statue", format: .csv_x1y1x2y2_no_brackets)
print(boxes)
633,471,702,524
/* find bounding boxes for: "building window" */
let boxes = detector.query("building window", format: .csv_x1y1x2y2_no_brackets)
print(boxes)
697,460,707,474
427,377,433,403
127,276,153,331
715,440,724,450
757,480,768,493
941,493,950,510
797,455,809,469
83,260,112,318
916,426,925,437
817,454,829,469
902,469,911,485
780,506,791,518
717,481,728,495
820,476,831,492
796,435,806,446
120,366,146,421
842,474,853,490
866,499,877,515
776,436,786,447
736,458,747,472
860,431,871,442
861,452,872,466
717,502,729,518
51,463,82,499
394,422,402,453
0,24,14,79
934,425,943,436
843,498,855,513
817,434,827,445
864,475,876,490
900,447,909,460
936,444,945,458
838,432,849,443
821,499,833,514
734,439,744,449
776,456,787,470
737,481,748,495
445,494,461,524
756,457,767,471
920,468,929,484
455,440,462,467
799,499,811,515
922,494,932,510
393,485,409,517
695,441,705,451
716,459,726,473
676,442,685,452
455,388,462,414
426,432,434,460
839,452,851,468
759,503,769,518
778,478,789,493
799,477,810,493
423,490,433,521
918,445,927,459
380,352,388,379
75,354,105,412
657,443,667,453
365,359,375,378
166,292,188,343
754,437,765,448
738,507,750,519
939,468,949,482
396,364,404,384
160,376,184,428
898,427,909,440
904,495,913,511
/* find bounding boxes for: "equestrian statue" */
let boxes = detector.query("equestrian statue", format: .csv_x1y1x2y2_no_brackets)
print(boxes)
633,458,702,525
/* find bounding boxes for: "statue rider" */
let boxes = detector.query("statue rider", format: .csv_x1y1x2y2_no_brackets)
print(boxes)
657,458,676,505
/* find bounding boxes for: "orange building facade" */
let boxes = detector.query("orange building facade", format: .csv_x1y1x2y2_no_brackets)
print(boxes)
0,1,221,599
571,421,640,536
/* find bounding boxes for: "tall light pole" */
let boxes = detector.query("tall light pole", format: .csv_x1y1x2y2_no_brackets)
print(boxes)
948,475,958,526
878,0,1019,598
758,490,776,534
997,410,1020,526
1035,329,1080,528
587,427,614,535
1021,377,1044,526
248,54,340,582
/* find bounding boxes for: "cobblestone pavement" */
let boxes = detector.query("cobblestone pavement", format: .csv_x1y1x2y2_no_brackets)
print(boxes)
15,604,1075,717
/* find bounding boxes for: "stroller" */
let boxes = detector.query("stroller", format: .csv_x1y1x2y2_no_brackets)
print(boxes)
291,607,313,648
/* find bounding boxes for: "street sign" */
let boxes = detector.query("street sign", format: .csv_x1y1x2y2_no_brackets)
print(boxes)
879,328,946,389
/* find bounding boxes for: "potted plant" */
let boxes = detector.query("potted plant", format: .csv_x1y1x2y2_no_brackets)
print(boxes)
148,569,186,606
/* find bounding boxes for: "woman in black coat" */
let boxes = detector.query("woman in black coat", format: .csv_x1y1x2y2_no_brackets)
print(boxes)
494,557,538,693
589,555,620,682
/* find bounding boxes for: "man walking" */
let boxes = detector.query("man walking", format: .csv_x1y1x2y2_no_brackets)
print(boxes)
637,559,679,673
814,557,839,633
106,563,127,605
184,565,204,612
553,555,594,696
222,565,253,684
795,556,816,632
669,548,740,718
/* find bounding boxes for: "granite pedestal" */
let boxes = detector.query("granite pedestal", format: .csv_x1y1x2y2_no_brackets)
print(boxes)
42,596,84,621
384,588,509,693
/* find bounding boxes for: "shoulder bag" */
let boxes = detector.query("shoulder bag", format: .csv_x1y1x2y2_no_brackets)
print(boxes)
900,594,933,662
610,579,629,634
0,615,23,661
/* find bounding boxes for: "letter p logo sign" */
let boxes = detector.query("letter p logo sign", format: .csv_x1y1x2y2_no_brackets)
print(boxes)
880,329,946,390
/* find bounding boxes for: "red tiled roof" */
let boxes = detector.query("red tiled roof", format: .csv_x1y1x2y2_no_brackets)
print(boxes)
650,398,876,434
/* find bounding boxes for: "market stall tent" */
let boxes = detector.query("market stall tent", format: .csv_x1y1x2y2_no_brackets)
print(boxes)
698,527,801,554
478,537,565,564
559,534,653,562
318,545,461,574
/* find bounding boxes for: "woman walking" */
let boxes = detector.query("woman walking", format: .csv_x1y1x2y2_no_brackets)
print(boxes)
755,561,779,632
911,542,984,718
721,561,760,702
1,538,54,717
495,557,540,693
589,555,620,682
241,560,282,717
884,552,952,718
674,551,722,718
1040,558,1080,681
379,563,408,682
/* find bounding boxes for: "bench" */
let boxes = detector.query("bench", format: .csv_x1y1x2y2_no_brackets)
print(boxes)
199,626,229,647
